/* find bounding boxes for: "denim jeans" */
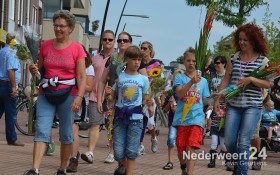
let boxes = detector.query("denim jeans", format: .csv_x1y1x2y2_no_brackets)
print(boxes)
0,82,17,142
113,118,143,161
35,94,75,144
225,104,261,175
167,125,177,147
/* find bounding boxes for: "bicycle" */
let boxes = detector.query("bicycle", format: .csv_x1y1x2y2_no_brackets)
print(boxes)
15,96,36,136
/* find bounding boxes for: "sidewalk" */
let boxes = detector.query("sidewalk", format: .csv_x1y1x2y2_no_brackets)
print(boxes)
0,121,279,175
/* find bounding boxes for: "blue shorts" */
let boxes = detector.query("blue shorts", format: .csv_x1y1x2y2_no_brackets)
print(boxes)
113,118,143,161
34,94,75,144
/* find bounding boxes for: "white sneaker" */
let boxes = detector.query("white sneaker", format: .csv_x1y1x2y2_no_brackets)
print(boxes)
205,131,211,137
104,153,115,164
81,151,94,163
138,145,145,155
151,138,158,153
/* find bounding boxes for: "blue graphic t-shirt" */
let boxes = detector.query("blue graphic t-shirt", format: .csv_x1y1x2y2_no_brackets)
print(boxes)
172,73,210,127
113,72,149,120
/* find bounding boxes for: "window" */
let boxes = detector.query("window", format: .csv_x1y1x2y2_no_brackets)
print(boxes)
9,0,15,20
17,0,23,25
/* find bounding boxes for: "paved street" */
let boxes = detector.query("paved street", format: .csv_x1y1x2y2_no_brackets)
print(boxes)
0,119,280,175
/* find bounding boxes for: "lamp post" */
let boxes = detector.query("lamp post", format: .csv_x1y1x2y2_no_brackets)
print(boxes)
99,0,111,52
115,0,149,37
116,14,149,35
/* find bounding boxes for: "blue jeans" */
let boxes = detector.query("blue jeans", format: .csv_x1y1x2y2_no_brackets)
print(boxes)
113,118,143,161
167,126,177,147
225,104,261,175
0,82,17,142
35,94,75,144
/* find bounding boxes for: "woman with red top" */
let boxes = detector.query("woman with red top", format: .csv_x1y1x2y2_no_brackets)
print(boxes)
25,10,86,175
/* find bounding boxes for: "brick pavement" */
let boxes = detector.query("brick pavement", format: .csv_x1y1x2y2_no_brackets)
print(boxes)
0,120,280,175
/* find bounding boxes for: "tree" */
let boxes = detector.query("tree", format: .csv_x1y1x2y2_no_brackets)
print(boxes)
91,20,100,35
185,0,267,28
262,5,280,61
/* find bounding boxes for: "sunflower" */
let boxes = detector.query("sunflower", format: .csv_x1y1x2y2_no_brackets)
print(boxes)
148,67,161,77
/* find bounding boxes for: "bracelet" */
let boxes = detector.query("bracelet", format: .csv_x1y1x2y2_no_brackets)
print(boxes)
77,95,83,99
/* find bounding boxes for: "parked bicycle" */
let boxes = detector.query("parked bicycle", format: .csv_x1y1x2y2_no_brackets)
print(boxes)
15,85,36,136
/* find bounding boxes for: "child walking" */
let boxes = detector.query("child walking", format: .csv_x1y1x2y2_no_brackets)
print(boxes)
172,47,210,175
107,46,153,175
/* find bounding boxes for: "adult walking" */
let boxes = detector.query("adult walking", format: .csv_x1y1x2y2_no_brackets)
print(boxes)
138,41,162,154
81,30,115,164
215,23,273,175
0,33,24,146
24,10,86,175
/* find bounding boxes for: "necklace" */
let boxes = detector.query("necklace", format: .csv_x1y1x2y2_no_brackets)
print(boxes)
239,60,250,78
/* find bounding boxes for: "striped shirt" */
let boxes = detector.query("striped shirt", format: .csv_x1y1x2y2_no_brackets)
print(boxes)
228,55,264,108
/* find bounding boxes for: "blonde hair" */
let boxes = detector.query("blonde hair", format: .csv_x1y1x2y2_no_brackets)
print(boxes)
183,47,195,61
264,99,274,108
141,41,155,58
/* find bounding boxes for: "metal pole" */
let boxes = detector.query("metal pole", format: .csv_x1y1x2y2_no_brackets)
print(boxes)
122,23,126,32
98,0,111,53
115,0,128,37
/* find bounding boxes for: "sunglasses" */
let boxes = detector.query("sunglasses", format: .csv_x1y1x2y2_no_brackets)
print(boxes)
214,62,221,65
102,38,114,42
117,39,130,43
53,24,68,30
141,47,148,51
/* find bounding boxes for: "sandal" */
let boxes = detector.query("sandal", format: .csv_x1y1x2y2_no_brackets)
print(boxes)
163,162,173,170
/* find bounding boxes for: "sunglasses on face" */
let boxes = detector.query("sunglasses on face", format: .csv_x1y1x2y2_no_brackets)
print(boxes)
117,39,130,43
102,38,114,42
214,62,221,65
141,47,148,51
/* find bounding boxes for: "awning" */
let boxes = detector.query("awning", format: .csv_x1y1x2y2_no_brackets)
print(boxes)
0,28,7,43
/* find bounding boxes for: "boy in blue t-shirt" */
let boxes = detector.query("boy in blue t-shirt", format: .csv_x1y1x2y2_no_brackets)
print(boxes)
107,46,153,175
172,47,210,175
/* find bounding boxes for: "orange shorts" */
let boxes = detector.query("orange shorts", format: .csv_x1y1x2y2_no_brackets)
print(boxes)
176,125,203,152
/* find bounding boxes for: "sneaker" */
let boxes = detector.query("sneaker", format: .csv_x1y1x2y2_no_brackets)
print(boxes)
138,145,145,155
81,151,94,163
24,169,39,175
104,153,115,164
66,157,78,172
114,162,126,175
151,138,158,153
204,131,211,137
54,168,66,175
45,141,55,156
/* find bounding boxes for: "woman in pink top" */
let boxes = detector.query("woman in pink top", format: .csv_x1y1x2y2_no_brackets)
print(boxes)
25,10,86,175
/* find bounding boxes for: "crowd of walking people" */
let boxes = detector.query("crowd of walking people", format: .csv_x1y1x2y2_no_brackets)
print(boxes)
1,9,280,175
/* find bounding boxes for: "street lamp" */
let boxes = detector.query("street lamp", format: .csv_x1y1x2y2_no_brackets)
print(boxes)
116,14,149,36
115,0,149,37
131,35,142,37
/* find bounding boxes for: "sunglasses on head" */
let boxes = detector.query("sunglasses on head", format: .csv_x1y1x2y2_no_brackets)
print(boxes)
214,62,221,65
141,47,148,51
102,38,114,42
117,39,130,43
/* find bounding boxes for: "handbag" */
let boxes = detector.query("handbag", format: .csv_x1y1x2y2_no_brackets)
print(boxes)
44,85,74,105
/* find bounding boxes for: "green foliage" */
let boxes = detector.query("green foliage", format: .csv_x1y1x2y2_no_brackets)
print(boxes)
185,0,267,28
91,20,100,35
262,5,280,61
175,56,184,64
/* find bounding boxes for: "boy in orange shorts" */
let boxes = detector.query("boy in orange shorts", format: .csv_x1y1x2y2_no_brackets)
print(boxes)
172,47,210,175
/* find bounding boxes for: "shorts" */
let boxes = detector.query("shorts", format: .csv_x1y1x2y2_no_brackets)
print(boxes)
113,118,143,161
87,101,103,126
176,125,203,152
252,119,261,139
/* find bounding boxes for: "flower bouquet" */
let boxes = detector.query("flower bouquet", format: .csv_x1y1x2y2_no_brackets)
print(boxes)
180,0,219,123
145,62,171,127
11,24,41,135
220,58,280,100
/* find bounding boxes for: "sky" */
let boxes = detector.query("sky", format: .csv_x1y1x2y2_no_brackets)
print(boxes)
91,0,280,65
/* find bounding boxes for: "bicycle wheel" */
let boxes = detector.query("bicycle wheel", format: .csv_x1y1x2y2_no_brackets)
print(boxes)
15,100,35,136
